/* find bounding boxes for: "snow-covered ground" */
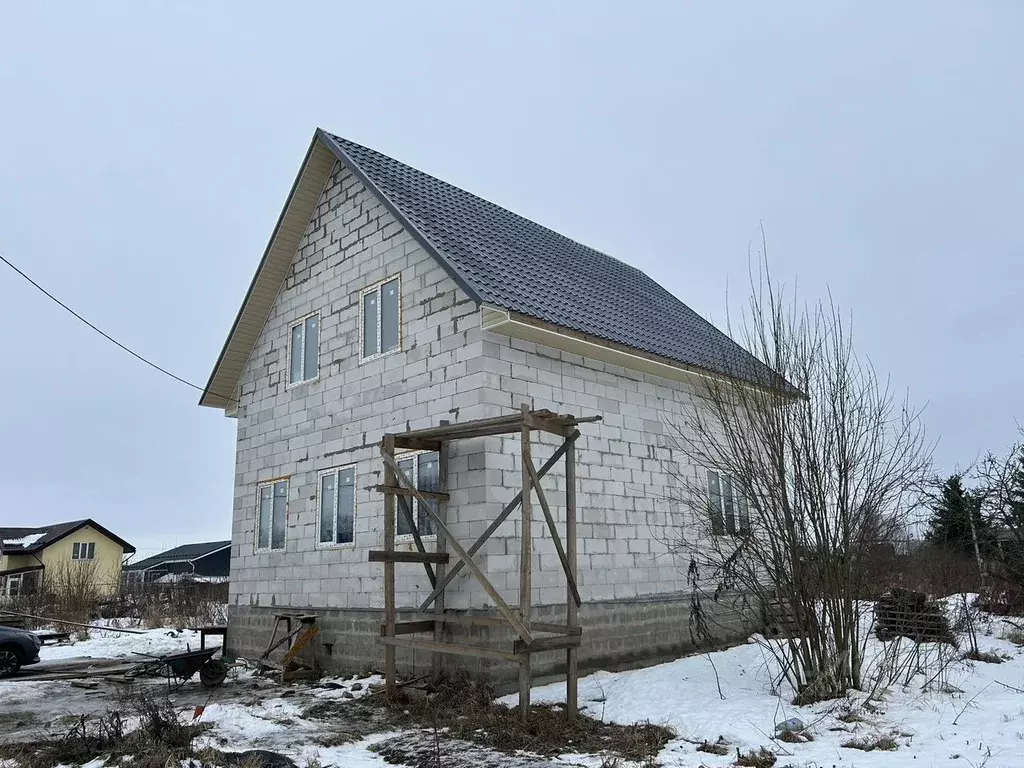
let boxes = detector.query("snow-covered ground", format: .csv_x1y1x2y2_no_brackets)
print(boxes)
37,625,207,661
6,604,1024,767
510,629,1024,767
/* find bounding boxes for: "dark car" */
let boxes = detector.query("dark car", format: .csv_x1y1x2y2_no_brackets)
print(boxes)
0,625,42,677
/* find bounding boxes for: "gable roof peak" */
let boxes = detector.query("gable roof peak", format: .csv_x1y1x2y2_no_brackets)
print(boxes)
201,129,778,408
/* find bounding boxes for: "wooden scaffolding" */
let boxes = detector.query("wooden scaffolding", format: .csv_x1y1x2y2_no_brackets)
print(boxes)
369,404,600,720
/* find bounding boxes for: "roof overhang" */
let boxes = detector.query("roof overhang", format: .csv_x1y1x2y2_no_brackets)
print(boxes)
481,305,801,399
200,136,339,409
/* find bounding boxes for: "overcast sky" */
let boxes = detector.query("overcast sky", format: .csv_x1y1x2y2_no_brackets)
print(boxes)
1,2,1021,556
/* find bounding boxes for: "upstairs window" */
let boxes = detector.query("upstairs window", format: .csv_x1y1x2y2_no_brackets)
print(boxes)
257,479,288,550
361,276,401,359
72,542,96,560
289,313,319,384
397,451,440,538
319,466,356,546
707,470,750,536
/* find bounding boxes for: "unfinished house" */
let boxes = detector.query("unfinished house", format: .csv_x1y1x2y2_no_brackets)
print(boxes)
200,129,769,690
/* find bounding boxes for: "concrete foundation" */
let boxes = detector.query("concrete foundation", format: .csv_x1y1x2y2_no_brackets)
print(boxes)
227,591,759,689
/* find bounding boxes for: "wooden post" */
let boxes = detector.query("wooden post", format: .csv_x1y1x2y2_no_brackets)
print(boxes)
383,434,397,696
433,423,449,684
519,403,533,720
566,435,579,721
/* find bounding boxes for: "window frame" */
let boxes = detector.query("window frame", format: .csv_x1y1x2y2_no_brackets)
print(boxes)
286,311,321,387
72,542,96,561
359,275,402,362
255,478,289,552
707,470,751,537
2,573,22,597
316,464,358,549
395,449,441,541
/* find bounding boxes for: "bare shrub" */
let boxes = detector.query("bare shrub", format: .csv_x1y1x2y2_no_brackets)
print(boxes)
113,581,228,629
669,255,931,704
0,692,211,768
42,560,103,625
895,545,984,598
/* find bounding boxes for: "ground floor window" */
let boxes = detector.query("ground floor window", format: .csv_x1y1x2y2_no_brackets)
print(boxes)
257,479,288,550
1,573,22,598
397,451,440,538
319,466,356,546
707,470,750,536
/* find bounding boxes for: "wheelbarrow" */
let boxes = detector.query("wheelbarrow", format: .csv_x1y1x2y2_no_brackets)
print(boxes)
129,646,229,688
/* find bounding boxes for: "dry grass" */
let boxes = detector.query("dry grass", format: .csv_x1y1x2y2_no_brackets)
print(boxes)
778,729,814,743
965,649,1007,664
0,692,216,768
842,733,899,752
836,710,867,724
1003,627,1024,646
697,740,731,755
350,675,674,763
734,746,777,767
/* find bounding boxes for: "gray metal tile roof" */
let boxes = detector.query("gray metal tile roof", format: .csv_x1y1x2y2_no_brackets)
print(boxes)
321,132,776,387
125,540,231,571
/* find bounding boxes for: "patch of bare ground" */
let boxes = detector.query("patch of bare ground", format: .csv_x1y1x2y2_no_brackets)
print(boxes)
305,675,673,765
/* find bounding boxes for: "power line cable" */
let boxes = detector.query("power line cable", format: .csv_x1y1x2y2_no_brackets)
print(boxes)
0,251,229,401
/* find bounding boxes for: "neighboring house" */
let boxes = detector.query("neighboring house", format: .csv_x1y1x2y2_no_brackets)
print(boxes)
0,519,135,599
124,541,231,584
200,129,773,680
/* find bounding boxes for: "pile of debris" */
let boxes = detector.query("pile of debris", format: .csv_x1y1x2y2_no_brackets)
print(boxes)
874,588,956,645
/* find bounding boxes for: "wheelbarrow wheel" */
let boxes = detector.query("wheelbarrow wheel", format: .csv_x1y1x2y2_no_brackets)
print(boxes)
199,659,228,688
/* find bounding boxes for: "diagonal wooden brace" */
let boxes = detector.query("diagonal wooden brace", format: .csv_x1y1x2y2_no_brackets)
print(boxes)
417,430,581,613
526,457,582,608
381,448,535,644
396,493,436,588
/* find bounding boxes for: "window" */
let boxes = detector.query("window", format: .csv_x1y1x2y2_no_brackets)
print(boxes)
288,313,320,384
2,573,22,598
72,542,96,560
707,470,750,536
361,277,401,359
257,479,288,550
319,466,356,546
396,451,440,538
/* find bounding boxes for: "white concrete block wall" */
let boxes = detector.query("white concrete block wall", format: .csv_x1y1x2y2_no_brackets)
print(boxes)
228,158,716,616
229,160,495,612
472,335,708,606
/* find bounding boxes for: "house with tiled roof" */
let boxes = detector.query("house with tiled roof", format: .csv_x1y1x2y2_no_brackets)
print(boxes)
0,519,134,598
124,540,231,584
200,130,768,681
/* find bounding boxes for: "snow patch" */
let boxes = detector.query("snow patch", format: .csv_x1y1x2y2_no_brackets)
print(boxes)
2,532,45,548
